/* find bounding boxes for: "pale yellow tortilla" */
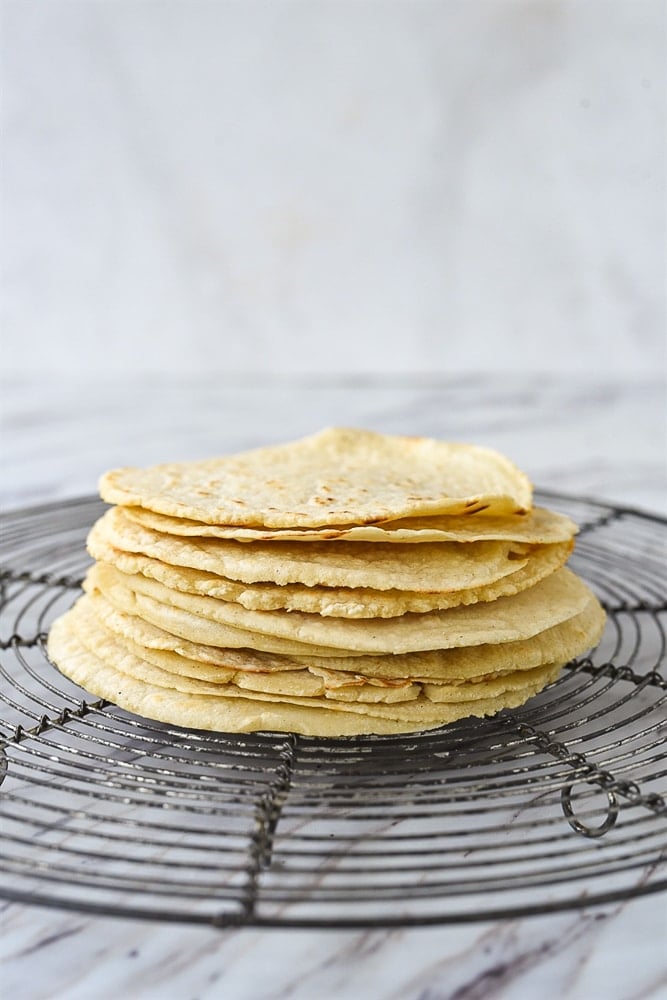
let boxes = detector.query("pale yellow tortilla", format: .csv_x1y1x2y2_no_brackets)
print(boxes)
85,572,368,658
88,591,312,671
76,599,561,706
66,597,421,703
124,504,576,545
88,562,593,655
47,612,564,736
91,507,533,592
99,428,533,527
88,588,606,682
49,429,606,737
88,524,573,617
48,616,422,736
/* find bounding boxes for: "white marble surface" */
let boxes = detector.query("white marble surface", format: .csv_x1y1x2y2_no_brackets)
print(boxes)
2,374,666,514
2,1,665,378
1,374,666,1000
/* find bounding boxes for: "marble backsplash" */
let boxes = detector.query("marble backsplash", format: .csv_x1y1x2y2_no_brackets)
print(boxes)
3,0,665,379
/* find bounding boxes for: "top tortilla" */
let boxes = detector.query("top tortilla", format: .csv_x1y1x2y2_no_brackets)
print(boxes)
99,428,533,527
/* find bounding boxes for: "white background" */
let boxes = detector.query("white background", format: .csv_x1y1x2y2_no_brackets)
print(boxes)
2,0,665,377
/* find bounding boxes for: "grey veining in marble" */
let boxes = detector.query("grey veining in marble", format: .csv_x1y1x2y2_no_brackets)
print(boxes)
2,898,666,1000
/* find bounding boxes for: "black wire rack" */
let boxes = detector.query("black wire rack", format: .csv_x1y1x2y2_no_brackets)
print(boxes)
1,492,665,928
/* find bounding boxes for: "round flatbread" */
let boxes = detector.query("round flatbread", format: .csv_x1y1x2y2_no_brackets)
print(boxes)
87,563,594,655
91,507,534,592
88,588,606,682
88,518,573,617
84,570,367,657
47,429,606,738
123,504,576,545
66,597,422,703
99,428,533,527
47,612,564,736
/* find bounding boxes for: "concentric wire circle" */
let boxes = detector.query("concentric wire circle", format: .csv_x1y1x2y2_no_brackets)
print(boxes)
0,493,665,927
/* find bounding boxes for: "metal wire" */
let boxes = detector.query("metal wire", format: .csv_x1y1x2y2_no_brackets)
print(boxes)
0,493,665,927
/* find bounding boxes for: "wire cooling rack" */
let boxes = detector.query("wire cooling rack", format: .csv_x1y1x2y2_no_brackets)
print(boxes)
0,492,665,927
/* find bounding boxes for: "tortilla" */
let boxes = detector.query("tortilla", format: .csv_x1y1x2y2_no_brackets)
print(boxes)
48,612,564,736
123,504,576,545
88,563,593,655
88,522,573,617
91,507,534,592
88,592,303,670
85,572,362,658
46,430,606,737
88,588,606,682
99,428,533,527
66,596,421,703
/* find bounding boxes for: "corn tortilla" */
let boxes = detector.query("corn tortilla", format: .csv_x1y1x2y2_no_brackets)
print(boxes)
99,428,533,527
46,430,606,736
92,508,533,592
88,589,605,682
88,563,592,655
48,613,564,736
124,504,576,545
88,526,573,617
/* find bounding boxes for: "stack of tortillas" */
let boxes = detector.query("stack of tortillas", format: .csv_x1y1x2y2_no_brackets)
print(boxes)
48,429,605,736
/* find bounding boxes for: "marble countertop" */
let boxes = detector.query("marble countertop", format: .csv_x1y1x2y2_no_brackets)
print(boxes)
1,374,666,1000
